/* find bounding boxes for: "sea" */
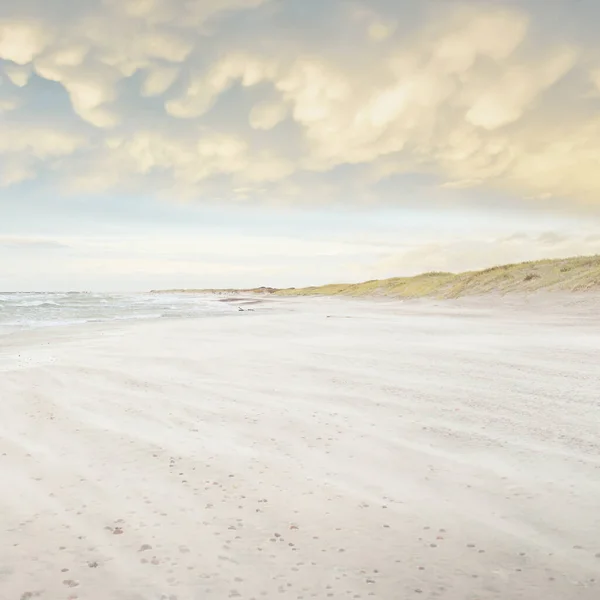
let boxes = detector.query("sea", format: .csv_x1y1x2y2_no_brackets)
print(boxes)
0,291,239,336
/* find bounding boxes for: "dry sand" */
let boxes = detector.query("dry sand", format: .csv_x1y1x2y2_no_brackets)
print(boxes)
1,295,599,600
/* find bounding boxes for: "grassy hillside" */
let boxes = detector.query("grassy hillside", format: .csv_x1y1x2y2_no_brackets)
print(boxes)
274,255,600,299
152,255,600,299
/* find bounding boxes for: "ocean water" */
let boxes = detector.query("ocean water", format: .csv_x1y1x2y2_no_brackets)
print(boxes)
0,291,239,336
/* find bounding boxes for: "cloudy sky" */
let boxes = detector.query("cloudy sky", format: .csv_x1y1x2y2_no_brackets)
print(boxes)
1,0,599,291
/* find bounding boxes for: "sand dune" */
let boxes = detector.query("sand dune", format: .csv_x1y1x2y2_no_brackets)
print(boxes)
273,255,600,298
155,254,600,299
1,296,599,600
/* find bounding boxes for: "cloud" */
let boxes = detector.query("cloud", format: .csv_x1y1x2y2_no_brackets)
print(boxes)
0,161,35,186
0,124,85,159
0,236,70,250
165,53,279,119
249,100,288,130
464,48,577,130
141,65,180,96
0,96,20,112
3,63,31,86
0,20,53,64
0,123,86,187
59,127,294,195
0,0,598,209
351,6,397,42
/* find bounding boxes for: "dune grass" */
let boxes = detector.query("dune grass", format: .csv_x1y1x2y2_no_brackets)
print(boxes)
152,255,600,299
272,255,600,299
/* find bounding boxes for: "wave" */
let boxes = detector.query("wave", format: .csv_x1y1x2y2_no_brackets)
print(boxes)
14,300,60,308
0,291,239,335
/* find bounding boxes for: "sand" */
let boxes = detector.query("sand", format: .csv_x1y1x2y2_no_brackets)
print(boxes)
1,295,599,600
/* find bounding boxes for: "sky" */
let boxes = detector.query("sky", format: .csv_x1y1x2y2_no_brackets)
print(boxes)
1,0,600,291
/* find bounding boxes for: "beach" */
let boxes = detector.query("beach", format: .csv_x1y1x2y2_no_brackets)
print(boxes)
1,295,599,600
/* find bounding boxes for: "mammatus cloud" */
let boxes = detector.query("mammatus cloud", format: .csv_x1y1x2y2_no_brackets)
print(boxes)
0,0,599,207
249,101,288,130
0,123,85,185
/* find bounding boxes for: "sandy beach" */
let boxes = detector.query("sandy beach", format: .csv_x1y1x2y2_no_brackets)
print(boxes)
1,295,599,600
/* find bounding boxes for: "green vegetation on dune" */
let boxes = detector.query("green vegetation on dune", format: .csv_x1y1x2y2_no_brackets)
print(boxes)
274,271,457,298
272,255,600,299
151,255,600,299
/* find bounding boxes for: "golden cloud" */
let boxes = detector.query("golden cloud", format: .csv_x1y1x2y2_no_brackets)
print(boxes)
0,1,598,207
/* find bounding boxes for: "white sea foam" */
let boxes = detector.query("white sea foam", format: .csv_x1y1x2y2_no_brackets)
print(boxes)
0,291,236,335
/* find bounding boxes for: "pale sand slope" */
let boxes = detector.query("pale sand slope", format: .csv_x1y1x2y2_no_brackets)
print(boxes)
1,296,599,600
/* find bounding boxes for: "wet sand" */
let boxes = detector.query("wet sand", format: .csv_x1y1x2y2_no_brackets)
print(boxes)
1,295,599,600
